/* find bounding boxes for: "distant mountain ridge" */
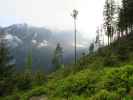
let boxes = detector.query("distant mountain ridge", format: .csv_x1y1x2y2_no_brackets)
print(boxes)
0,24,89,73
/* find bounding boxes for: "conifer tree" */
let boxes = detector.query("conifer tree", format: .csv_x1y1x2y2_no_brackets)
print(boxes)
89,43,94,54
0,32,14,79
104,0,116,45
25,51,32,73
0,32,15,96
52,43,63,69
118,0,133,35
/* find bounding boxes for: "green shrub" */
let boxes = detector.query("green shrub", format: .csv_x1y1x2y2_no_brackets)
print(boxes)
2,94,20,100
90,90,120,100
32,71,46,86
47,69,99,97
117,88,127,96
0,78,15,96
103,52,120,67
15,73,33,90
20,86,47,100
69,95,89,100
123,96,133,100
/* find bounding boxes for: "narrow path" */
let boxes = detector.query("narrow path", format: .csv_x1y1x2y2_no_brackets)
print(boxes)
29,95,48,100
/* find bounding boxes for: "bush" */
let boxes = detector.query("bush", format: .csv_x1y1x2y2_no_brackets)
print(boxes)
20,86,47,100
69,95,89,100
117,88,127,96
47,69,99,97
123,96,133,100
90,90,120,100
0,78,15,96
32,71,46,86
103,52,120,67
2,95,20,100
15,73,33,90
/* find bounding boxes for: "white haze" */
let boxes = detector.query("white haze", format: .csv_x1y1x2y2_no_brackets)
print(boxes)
0,0,121,41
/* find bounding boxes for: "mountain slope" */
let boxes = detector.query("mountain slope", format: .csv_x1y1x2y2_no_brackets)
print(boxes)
1,24,89,72
3,32,133,100
32,33,133,99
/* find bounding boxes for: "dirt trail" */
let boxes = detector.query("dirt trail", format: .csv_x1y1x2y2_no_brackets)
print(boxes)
29,95,48,100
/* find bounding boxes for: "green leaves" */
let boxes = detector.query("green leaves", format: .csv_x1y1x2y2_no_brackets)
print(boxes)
46,65,133,99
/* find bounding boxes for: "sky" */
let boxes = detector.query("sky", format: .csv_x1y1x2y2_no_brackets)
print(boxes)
0,0,120,39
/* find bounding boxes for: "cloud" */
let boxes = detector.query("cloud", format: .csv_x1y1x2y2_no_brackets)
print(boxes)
0,0,120,40
32,39,37,44
37,40,48,48
72,42,88,48
5,34,23,48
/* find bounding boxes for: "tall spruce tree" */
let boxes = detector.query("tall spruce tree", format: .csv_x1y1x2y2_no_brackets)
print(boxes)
89,43,94,54
25,51,32,73
0,32,14,79
104,0,116,45
0,32,15,96
118,0,133,35
52,43,63,69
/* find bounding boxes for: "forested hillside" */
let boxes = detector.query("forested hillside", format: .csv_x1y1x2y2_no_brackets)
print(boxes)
1,0,133,100
2,28,133,100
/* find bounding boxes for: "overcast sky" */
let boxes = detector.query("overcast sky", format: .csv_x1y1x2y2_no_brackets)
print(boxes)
0,0,120,39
